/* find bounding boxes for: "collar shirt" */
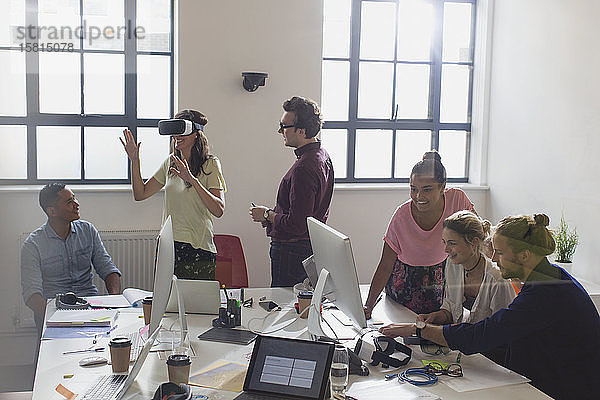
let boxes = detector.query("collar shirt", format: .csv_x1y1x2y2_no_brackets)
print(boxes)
266,141,334,241
21,220,121,301
441,257,516,324
443,259,600,399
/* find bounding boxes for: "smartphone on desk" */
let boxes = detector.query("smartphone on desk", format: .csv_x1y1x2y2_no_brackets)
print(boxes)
259,300,280,312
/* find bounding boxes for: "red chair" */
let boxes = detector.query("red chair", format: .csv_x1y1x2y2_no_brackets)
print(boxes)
214,234,249,288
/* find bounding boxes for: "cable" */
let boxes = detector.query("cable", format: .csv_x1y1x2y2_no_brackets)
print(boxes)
398,367,438,386
247,305,301,335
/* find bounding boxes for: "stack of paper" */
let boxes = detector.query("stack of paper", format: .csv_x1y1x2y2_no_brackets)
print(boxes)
346,379,440,400
46,309,119,327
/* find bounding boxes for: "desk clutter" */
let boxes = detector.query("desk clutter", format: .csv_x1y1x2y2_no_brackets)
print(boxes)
40,288,538,400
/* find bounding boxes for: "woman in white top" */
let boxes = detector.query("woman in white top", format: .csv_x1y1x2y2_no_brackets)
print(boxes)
120,109,226,280
418,210,516,325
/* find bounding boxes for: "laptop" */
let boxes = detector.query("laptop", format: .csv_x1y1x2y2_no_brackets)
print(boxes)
235,336,334,400
166,279,220,314
79,327,160,400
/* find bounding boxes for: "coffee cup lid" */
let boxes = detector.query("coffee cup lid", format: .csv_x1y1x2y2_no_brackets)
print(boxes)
109,337,132,348
167,354,191,366
143,296,153,304
298,291,313,299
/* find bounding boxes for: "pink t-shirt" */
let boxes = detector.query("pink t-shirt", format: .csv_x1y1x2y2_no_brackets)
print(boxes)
383,188,474,267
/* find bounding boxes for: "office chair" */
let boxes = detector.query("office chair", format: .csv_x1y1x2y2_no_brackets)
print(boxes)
214,234,249,288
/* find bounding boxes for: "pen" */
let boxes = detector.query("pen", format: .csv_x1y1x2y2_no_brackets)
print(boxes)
456,352,461,364
105,324,118,335
222,284,230,302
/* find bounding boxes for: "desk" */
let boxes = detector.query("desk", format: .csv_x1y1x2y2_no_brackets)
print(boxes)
32,287,550,400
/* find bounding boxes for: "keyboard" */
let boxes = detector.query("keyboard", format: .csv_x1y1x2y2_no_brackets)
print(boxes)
126,331,142,361
81,373,127,400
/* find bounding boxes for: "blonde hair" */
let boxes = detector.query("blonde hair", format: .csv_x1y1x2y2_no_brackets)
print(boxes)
443,210,491,248
495,214,555,256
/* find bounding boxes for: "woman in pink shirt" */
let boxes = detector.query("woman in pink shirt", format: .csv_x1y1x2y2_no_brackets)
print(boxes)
364,151,474,316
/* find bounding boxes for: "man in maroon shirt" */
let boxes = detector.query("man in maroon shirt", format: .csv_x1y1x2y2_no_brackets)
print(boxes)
250,96,334,287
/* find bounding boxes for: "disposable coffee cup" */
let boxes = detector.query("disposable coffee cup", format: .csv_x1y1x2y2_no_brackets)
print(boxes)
109,337,132,373
298,291,313,319
142,296,153,326
167,354,192,385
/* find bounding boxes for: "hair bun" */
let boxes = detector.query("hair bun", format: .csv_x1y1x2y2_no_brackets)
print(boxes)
533,214,550,227
481,220,492,236
422,150,442,162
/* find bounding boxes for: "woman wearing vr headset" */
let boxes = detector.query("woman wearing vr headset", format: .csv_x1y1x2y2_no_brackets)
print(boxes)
120,109,226,280
364,151,475,317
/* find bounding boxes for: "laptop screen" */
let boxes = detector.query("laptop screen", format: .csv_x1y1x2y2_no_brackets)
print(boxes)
243,336,334,399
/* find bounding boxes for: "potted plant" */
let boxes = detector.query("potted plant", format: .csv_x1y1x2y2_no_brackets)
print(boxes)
553,214,578,272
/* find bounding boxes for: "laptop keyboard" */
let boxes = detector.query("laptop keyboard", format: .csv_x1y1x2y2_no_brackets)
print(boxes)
81,374,127,400
234,392,294,400
125,331,142,360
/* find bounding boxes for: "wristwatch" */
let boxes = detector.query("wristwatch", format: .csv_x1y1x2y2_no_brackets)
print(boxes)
415,320,426,338
263,209,271,222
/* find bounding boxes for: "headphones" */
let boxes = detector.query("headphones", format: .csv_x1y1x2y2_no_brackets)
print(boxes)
55,292,90,310
152,383,192,400
354,335,412,368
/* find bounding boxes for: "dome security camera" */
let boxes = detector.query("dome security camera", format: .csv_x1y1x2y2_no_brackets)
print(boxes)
242,72,268,92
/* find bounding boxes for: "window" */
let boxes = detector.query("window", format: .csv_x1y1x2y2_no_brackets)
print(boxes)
0,0,173,184
321,0,476,182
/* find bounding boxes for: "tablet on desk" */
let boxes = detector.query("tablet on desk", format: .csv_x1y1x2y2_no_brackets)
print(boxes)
197,327,257,345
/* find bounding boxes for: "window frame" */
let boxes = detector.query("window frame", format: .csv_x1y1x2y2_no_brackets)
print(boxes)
322,0,476,183
0,0,174,185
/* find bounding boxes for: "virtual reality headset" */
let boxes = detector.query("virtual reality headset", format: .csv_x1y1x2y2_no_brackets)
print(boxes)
158,119,204,136
354,335,411,368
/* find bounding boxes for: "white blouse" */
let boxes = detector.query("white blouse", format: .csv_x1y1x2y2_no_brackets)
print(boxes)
442,257,516,324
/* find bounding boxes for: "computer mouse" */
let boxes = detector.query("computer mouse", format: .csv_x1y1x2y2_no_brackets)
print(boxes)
79,356,108,367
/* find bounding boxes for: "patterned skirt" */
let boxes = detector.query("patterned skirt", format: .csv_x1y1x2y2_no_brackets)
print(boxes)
385,258,446,314
173,241,216,280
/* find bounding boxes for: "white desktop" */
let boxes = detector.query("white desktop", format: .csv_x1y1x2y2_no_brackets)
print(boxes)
306,217,367,339
149,215,175,335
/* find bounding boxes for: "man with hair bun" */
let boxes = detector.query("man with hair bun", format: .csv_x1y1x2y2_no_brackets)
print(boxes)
249,96,334,287
379,213,600,399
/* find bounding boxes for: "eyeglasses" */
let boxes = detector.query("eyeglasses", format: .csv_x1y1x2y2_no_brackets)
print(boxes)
420,340,451,356
278,122,295,131
424,362,463,377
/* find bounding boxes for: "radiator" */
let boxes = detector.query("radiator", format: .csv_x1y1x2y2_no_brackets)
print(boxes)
16,229,159,329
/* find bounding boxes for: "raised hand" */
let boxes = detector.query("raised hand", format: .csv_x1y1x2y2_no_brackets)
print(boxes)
119,129,140,161
169,154,195,184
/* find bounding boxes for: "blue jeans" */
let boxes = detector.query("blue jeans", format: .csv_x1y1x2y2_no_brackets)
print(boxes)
269,240,312,287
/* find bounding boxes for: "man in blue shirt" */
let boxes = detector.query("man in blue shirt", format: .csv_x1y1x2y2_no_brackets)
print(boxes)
379,214,600,400
21,183,121,326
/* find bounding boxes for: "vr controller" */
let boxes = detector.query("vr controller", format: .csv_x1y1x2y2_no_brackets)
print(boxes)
158,119,204,136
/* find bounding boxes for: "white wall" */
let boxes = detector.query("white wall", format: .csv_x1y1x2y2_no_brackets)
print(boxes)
486,0,600,283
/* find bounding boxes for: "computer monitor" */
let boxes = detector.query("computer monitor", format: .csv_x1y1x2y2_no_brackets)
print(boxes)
306,217,367,337
149,215,175,335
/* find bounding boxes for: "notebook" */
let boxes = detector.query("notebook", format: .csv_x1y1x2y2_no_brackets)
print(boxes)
46,309,119,327
166,279,220,314
78,326,160,400
234,336,334,400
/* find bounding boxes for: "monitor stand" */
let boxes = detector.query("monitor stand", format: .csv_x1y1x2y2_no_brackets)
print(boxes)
171,275,188,348
308,268,329,339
